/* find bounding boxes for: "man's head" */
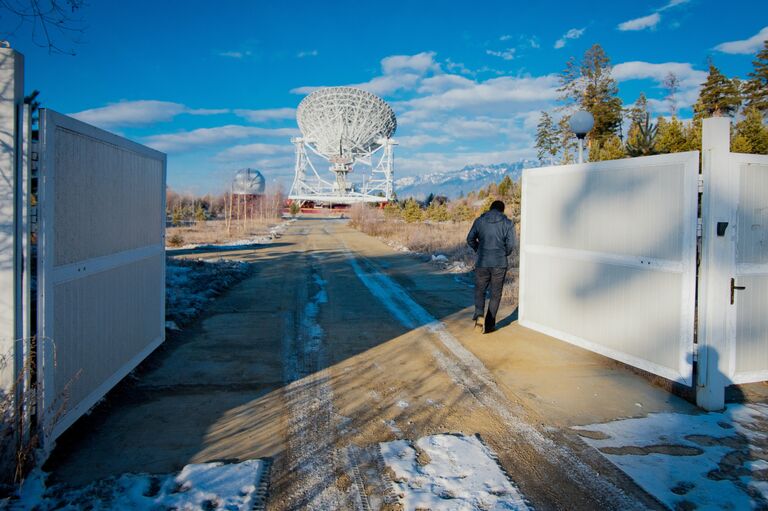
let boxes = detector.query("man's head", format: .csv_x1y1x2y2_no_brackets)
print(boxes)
490,200,505,213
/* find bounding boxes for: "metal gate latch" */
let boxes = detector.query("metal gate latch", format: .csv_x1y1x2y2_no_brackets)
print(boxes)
731,278,746,305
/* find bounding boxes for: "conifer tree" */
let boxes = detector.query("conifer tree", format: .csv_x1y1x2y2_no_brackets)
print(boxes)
655,117,689,153
535,111,558,164
557,44,623,151
450,203,474,222
589,134,625,161
579,44,624,144
557,116,577,164
402,199,423,223
732,107,768,154
627,93,649,129
498,175,514,197
744,40,768,116
693,63,742,119
626,113,658,157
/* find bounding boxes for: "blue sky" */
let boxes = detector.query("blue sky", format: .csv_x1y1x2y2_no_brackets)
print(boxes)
4,0,767,194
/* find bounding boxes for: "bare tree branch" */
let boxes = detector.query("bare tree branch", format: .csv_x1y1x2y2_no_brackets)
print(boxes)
0,0,86,55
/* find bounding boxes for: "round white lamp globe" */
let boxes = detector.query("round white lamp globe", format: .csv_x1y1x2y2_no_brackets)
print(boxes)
569,110,594,139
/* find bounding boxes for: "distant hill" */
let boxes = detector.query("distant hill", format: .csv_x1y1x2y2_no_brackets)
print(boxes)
394,160,542,200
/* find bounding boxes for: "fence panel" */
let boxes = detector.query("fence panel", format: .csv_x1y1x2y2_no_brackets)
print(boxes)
728,153,768,384
519,152,699,385
37,110,166,444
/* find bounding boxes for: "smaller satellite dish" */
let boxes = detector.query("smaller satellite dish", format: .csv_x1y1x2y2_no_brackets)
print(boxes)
232,168,265,195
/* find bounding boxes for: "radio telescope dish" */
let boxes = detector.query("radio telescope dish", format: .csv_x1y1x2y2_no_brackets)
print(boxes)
289,87,397,205
297,87,396,161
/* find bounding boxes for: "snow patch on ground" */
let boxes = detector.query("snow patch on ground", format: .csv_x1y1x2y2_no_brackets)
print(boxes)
166,257,251,328
574,403,768,510
173,218,295,250
10,460,266,510
380,434,529,510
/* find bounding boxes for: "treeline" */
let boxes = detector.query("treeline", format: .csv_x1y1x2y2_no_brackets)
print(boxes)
166,188,284,225
535,41,768,163
384,175,521,223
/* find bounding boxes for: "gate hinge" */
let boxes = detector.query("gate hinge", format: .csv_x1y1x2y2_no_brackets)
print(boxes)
697,175,704,193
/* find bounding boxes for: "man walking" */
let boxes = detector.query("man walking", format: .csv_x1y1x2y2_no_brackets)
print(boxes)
466,200,516,333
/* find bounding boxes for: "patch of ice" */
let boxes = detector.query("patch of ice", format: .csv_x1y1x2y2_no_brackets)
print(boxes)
431,254,449,263
11,460,265,510
380,434,529,510
574,403,768,510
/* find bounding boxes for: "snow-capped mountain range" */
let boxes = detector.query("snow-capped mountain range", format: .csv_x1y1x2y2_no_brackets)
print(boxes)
394,159,542,199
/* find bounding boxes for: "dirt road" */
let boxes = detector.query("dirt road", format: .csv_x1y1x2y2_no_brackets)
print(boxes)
46,219,682,510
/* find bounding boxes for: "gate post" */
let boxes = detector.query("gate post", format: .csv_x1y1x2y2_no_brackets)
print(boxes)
0,47,25,481
0,48,24,405
697,117,733,411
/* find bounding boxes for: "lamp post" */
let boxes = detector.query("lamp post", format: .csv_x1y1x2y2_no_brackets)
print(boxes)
568,110,594,164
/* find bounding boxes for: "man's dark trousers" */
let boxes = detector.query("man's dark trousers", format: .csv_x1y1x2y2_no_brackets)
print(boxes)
474,267,507,331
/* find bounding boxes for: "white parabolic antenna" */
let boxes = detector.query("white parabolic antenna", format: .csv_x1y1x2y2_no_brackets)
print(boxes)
289,86,397,204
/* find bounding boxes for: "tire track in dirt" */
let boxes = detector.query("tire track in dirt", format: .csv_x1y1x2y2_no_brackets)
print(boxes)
336,234,650,510
273,226,365,510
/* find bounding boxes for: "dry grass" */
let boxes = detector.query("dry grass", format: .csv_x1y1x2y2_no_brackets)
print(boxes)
350,205,519,308
166,219,281,247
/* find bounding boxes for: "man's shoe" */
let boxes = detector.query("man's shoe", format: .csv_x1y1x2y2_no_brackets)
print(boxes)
474,316,485,333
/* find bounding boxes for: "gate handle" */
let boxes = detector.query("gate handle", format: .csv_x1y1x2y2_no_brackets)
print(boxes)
731,278,746,305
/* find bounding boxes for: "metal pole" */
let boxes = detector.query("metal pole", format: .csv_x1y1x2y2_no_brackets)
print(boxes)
577,137,584,164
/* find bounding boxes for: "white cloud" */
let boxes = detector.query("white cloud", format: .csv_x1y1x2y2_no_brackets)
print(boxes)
715,26,768,54
612,61,706,89
143,125,299,152
297,49,319,58
234,108,296,122
617,13,661,31
219,51,252,59
416,74,474,95
612,61,707,113
381,51,440,75
486,48,516,60
351,73,423,96
554,27,585,49
499,34,512,41
444,59,474,76
292,51,440,96
396,134,452,148
70,100,228,129
215,143,295,162
658,0,690,11
402,74,560,113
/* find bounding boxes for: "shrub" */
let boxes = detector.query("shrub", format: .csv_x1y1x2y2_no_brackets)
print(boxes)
167,233,185,247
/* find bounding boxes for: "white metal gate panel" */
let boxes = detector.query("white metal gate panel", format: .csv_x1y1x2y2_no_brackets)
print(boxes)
728,153,768,384
519,152,699,385
37,110,166,444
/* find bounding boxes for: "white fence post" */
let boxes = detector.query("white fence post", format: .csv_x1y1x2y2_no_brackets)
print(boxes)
0,47,24,407
697,117,734,411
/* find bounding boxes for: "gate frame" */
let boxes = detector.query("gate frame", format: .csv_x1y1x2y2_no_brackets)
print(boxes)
519,151,700,386
36,109,167,446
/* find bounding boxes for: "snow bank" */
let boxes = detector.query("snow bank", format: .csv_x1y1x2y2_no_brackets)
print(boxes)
10,460,266,510
380,434,529,510
166,257,251,328
575,403,768,510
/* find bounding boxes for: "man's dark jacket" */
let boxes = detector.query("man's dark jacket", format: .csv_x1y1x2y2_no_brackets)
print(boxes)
466,210,516,268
